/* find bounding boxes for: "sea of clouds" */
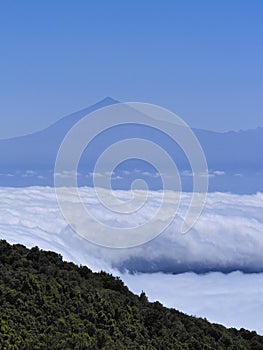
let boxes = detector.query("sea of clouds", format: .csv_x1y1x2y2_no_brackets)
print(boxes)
0,187,263,333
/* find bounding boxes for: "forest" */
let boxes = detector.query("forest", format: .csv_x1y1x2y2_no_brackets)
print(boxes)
0,239,263,349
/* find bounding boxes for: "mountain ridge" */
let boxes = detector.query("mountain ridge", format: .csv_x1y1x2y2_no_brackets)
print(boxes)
2,98,262,142
0,98,263,193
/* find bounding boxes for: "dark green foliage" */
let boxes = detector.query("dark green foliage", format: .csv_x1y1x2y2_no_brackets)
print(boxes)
0,240,262,349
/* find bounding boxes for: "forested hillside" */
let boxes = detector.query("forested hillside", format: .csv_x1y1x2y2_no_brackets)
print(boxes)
0,240,262,349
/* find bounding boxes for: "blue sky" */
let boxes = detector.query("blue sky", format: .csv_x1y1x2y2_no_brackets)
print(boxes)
0,0,262,138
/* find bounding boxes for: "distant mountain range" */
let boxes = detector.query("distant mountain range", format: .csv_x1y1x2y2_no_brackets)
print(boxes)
0,97,262,193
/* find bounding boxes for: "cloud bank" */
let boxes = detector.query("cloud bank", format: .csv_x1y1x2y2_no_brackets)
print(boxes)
122,271,263,335
1,187,263,273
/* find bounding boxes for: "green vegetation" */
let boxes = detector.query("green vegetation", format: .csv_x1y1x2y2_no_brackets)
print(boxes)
0,240,262,349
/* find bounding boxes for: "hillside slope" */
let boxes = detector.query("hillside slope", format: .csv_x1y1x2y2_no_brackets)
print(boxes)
0,240,262,349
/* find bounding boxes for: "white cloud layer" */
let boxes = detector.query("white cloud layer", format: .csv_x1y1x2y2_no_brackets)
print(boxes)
121,271,263,335
1,187,263,273
0,187,263,333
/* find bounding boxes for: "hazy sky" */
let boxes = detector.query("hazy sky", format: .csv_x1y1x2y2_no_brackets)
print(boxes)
0,0,262,138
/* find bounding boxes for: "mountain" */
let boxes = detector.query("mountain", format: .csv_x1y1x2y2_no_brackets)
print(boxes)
0,97,262,193
0,97,118,168
1,239,263,349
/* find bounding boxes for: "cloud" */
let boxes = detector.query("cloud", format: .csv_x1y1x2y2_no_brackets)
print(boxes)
181,170,225,178
121,271,263,335
212,170,225,176
0,187,263,273
54,170,81,178
21,170,38,178
181,170,193,177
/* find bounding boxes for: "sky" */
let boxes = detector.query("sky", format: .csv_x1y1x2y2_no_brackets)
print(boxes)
0,0,262,138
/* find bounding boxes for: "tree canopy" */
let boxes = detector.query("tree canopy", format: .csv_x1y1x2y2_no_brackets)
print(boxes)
0,240,262,349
